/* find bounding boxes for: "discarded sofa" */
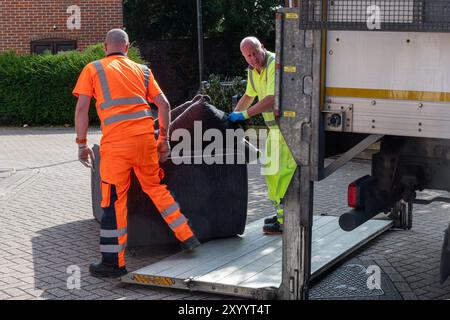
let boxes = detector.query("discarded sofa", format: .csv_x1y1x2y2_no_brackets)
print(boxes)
91,96,257,248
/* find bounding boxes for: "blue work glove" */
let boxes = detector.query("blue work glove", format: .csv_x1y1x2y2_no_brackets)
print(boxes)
227,111,250,123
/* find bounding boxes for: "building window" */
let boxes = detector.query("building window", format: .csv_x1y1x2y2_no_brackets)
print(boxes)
31,39,77,54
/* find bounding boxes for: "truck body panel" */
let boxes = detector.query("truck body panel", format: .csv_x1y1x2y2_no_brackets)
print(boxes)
325,31,450,139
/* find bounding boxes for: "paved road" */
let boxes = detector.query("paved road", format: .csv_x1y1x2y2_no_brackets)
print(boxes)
0,127,449,300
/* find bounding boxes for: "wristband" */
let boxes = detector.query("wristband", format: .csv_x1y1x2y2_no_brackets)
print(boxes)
158,132,169,141
76,137,87,145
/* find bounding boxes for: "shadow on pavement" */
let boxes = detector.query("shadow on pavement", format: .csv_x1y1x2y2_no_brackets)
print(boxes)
0,128,101,136
31,219,180,300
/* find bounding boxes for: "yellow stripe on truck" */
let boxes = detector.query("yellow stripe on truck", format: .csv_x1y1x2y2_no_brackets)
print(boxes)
326,87,450,103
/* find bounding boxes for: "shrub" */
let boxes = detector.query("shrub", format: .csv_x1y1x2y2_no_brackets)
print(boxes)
203,74,265,126
0,44,145,126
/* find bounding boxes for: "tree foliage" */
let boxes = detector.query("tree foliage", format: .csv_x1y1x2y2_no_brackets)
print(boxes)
124,0,284,76
124,0,283,42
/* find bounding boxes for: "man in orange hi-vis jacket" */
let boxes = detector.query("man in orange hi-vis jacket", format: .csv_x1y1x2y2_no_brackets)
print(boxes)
73,29,200,278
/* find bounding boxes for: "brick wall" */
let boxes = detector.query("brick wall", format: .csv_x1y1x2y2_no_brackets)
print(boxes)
0,0,123,54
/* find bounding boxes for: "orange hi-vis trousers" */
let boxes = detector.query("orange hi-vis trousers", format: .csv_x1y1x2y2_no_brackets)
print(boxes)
99,132,195,268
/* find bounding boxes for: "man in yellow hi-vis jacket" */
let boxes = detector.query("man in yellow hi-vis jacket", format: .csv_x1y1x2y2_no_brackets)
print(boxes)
228,36,297,234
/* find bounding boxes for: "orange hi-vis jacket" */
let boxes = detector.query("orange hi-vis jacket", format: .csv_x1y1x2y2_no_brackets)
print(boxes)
73,53,162,144
73,54,196,268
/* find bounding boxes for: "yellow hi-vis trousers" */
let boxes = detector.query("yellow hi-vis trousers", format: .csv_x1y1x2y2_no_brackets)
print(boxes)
262,112,297,224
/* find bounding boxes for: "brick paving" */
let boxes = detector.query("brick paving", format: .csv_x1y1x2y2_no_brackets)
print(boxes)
0,127,449,300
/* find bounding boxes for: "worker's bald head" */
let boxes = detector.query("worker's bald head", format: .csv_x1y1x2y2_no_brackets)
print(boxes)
105,28,129,55
240,37,262,52
240,36,266,72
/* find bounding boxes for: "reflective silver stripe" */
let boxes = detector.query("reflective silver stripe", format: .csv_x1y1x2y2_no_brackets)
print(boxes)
267,55,275,68
94,59,151,125
161,202,180,219
103,109,153,126
93,61,112,101
100,228,127,238
100,243,126,253
266,55,275,83
248,54,274,93
169,216,188,230
93,60,149,110
248,69,256,92
141,64,149,90
100,96,147,110
265,120,277,127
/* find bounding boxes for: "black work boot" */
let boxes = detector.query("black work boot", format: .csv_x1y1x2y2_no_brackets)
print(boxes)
89,262,127,278
264,215,278,225
181,236,201,253
263,221,283,235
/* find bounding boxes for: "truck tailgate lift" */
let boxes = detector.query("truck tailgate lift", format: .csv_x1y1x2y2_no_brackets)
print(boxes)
122,216,392,299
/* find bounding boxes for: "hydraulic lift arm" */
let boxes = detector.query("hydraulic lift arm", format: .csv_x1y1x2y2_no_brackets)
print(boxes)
275,6,324,299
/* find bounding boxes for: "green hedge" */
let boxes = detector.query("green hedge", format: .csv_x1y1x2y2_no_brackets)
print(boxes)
203,74,265,126
0,44,145,126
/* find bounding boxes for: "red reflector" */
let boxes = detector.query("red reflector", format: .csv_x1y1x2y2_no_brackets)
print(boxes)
348,182,357,208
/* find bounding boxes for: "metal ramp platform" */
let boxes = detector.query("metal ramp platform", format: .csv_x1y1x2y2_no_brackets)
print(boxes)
122,216,393,299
